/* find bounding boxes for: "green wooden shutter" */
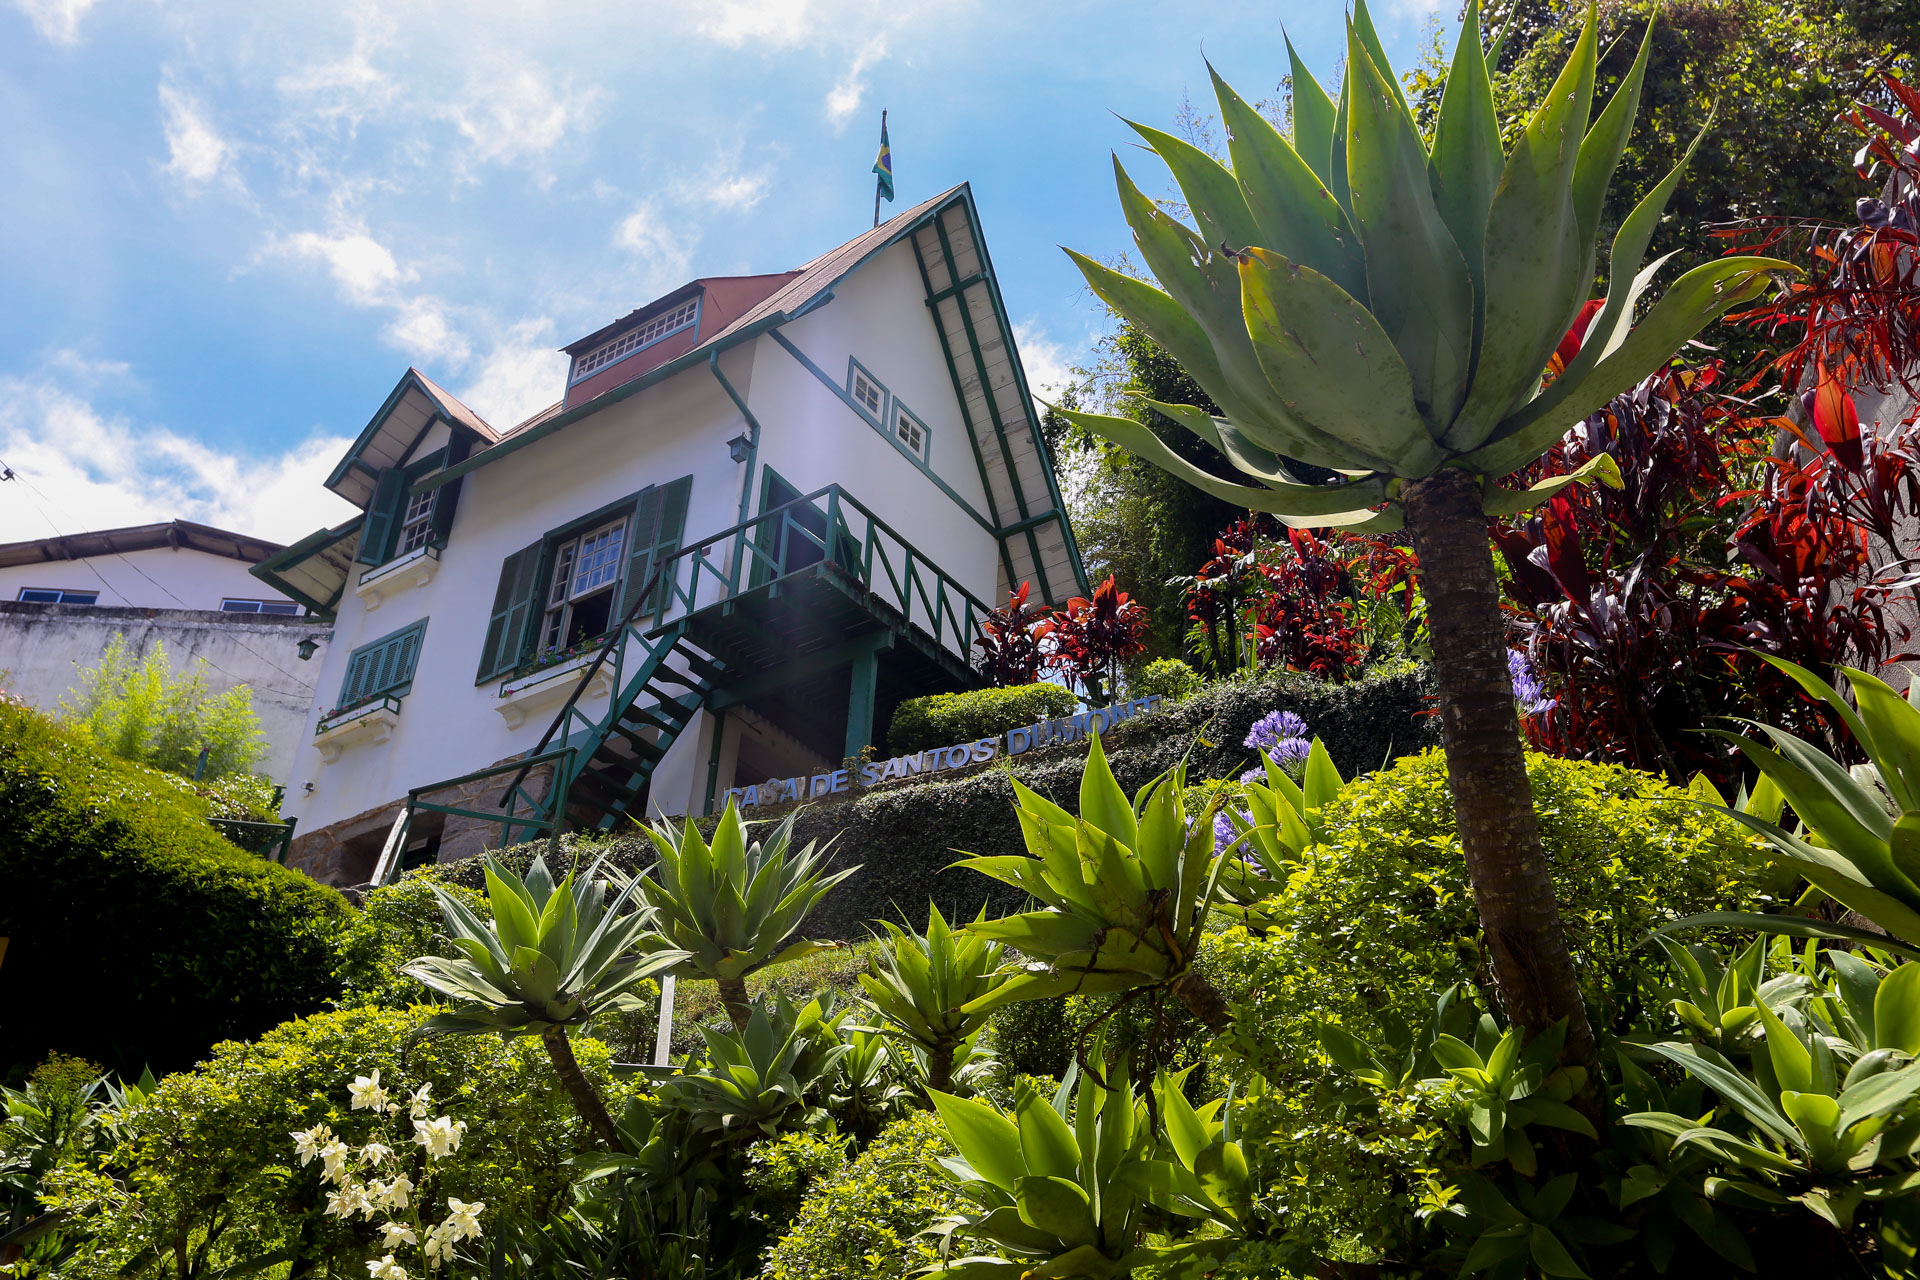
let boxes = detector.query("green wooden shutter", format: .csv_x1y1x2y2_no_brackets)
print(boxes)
338,620,428,706
429,435,473,545
617,475,693,618
477,541,543,682
356,468,408,565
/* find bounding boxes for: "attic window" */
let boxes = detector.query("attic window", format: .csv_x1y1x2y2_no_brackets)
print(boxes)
398,488,436,554
851,370,883,419
571,298,700,382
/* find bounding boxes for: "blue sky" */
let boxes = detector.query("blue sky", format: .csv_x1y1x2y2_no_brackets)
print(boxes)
0,0,1451,544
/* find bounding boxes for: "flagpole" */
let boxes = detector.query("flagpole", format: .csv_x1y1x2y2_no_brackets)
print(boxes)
873,109,887,228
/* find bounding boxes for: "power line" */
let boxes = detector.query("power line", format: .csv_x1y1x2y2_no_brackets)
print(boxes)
0,454,323,699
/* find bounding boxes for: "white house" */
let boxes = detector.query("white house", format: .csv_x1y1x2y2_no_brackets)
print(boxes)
255,185,1085,887
0,520,325,779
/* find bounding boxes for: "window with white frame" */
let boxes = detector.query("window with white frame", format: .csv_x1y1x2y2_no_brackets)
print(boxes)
221,598,300,615
892,403,929,459
17,587,98,605
539,518,627,652
397,487,436,554
850,368,884,419
571,299,700,382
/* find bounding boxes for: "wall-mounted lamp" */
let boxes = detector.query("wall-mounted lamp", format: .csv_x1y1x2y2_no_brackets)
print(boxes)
296,635,323,661
727,433,752,464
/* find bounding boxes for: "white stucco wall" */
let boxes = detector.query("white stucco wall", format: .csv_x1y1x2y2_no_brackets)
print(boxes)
0,546,295,611
283,241,1010,846
0,603,328,782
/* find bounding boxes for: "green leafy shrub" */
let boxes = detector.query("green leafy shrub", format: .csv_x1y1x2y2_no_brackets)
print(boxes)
41,1006,614,1279
190,771,282,822
0,700,348,1078
760,1110,964,1280
1210,749,1767,1267
60,633,265,779
986,997,1074,1082
332,873,488,1011
1134,657,1203,703
744,1130,850,1240
886,683,1077,754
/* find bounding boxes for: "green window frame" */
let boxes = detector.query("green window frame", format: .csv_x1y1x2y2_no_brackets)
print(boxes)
354,437,473,568
474,475,693,685
845,357,889,429
889,398,932,464
337,618,428,710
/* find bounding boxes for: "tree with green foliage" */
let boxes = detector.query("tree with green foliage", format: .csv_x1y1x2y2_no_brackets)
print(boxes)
1051,0,1788,1081
61,633,265,780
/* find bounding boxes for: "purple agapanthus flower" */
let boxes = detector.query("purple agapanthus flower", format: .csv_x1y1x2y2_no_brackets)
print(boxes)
1245,710,1308,752
1509,650,1555,718
1214,807,1256,854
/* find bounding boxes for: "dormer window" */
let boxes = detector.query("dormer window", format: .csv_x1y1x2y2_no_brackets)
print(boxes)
571,298,700,383
398,488,436,555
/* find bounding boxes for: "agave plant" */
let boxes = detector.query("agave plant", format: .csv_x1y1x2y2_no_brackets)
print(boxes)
656,994,850,1142
923,1064,1240,1279
957,733,1231,1029
403,853,686,1149
1050,0,1793,1068
1674,655,1920,958
634,799,857,1030
858,904,1007,1092
1214,740,1345,924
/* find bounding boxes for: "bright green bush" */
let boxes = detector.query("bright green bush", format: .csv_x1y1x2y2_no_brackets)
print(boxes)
759,1110,964,1280
1134,657,1203,703
1211,749,1767,1267
41,1006,615,1279
886,683,1076,754
0,700,348,1078
332,873,488,1011
61,633,265,780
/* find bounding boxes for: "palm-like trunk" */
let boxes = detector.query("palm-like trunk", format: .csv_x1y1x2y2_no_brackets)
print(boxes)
717,976,752,1032
540,1024,623,1150
1402,469,1597,1086
927,1040,956,1092
1168,969,1230,1031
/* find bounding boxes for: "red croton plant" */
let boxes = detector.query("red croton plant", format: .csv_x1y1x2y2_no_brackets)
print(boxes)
1494,73,1920,788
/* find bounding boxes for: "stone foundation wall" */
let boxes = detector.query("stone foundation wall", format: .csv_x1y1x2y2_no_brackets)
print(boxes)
286,757,555,888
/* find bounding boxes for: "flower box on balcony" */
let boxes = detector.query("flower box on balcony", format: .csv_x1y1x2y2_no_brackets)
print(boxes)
494,654,614,730
354,545,439,612
313,695,402,762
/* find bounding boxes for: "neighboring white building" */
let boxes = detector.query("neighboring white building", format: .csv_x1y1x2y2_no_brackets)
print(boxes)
256,186,1085,886
0,520,327,780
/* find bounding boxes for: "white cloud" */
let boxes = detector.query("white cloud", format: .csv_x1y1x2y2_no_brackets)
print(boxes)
825,35,886,131
274,8,400,130
443,63,601,173
384,298,470,367
0,356,357,545
268,228,415,307
460,320,567,430
13,0,98,46
1013,318,1074,402
614,200,697,283
700,0,814,47
159,82,238,190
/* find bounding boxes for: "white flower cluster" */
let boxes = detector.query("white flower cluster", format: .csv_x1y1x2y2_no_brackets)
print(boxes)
289,1072,484,1279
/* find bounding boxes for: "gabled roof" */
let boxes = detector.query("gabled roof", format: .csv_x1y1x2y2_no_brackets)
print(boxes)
0,519,283,569
324,368,501,509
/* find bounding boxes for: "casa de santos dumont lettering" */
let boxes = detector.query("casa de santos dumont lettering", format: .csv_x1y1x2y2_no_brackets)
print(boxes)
722,695,1163,810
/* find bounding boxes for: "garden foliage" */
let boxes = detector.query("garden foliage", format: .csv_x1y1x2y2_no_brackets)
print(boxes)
887,683,1076,755
0,699,346,1078
60,634,266,781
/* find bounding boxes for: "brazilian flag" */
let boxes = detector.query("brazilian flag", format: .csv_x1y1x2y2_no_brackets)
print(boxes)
872,115,894,204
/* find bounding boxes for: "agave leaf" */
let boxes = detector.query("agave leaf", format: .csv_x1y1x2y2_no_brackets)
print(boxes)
1238,247,1438,472
1017,1086,1083,1183
1569,15,1655,283
1459,257,1790,476
1351,0,1413,118
1344,21,1475,435
1126,118,1262,253
1653,912,1920,963
1209,64,1366,299
931,1091,1025,1195
1286,32,1338,187
1428,0,1502,352
1444,6,1597,452
1330,61,1352,212
1642,1042,1799,1149
1480,452,1623,517
1047,403,1388,523
1840,668,1920,811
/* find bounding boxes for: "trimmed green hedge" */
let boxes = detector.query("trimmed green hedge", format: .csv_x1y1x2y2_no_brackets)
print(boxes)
886,683,1077,754
441,663,1437,940
0,701,349,1078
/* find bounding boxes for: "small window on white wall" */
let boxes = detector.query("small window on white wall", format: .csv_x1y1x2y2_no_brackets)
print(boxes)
892,403,930,460
222,598,300,615
17,588,98,604
851,369,884,420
